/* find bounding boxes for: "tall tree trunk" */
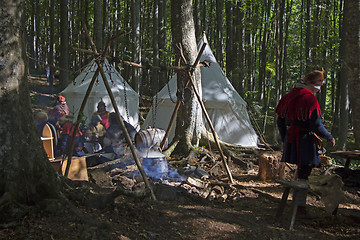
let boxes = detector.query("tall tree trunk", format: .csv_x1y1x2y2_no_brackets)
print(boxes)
83,0,91,65
59,0,70,90
27,1,36,72
273,0,285,143
234,1,245,95
311,3,320,70
225,1,233,79
345,0,360,148
244,2,252,96
132,0,141,94
299,0,304,76
102,0,107,35
281,0,293,95
194,0,201,41
35,0,40,71
94,0,103,50
304,0,311,73
171,0,204,154
259,0,271,104
0,0,60,207
338,0,349,150
48,0,55,92
330,0,340,138
201,0,208,33
215,0,224,67
152,0,159,97
158,0,168,87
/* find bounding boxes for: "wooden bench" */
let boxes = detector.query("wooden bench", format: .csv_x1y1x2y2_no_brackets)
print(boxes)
275,179,309,230
330,151,360,169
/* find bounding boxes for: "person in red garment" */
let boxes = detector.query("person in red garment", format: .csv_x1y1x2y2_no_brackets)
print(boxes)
94,101,110,129
57,114,84,157
48,95,70,135
275,70,336,217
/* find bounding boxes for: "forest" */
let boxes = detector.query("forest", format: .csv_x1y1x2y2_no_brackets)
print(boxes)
25,0,359,150
0,0,359,239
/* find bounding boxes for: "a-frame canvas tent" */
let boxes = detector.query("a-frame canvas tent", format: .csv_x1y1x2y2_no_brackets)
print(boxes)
142,34,258,147
61,59,139,129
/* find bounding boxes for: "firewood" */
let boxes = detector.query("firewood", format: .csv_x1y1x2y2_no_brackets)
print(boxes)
186,176,208,189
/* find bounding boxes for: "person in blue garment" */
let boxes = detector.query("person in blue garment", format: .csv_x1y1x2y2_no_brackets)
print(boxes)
275,69,336,216
103,112,137,158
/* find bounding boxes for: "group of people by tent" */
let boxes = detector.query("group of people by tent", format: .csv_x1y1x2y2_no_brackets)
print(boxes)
35,96,137,159
60,35,258,149
35,34,260,160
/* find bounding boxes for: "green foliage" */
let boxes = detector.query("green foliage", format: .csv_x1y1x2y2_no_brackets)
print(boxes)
193,145,205,151
24,0,351,148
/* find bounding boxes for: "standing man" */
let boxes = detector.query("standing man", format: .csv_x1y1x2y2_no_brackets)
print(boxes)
275,70,336,216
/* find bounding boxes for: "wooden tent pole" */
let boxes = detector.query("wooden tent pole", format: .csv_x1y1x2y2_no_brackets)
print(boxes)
64,67,100,177
159,43,207,150
184,69,234,184
64,26,124,177
82,22,98,54
97,61,157,201
65,24,156,200
113,58,206,72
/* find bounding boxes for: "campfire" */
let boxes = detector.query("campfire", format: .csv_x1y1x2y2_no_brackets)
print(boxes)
85,147,250,201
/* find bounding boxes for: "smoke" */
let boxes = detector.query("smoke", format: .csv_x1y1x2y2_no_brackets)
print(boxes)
137,149,186,182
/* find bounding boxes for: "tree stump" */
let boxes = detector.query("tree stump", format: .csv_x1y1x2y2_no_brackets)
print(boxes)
258,152,285,180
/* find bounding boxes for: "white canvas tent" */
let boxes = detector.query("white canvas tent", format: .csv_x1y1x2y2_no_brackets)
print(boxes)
143,34,258,147
61,59,139,129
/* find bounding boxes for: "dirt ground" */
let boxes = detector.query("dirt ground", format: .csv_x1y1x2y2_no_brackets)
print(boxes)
1,76,359,240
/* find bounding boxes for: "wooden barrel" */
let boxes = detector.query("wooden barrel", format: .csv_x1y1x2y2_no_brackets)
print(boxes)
135,128,168,150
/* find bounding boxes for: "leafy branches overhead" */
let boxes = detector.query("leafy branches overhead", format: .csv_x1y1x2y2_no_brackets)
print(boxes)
25,0,346,137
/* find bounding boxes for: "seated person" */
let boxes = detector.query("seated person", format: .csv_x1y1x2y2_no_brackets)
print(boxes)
103,112,137,158
35,111,58,150
57,114,85,157
35,111,49,136
48,95,69,127
84,115,106,153
93,101,110,129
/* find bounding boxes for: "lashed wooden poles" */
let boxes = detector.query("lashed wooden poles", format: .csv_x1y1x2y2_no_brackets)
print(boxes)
159,43,207,150
176,46,234,184
112,58,206,72
65,26,157,200
63,67,100,177
64,23,102,177
183,66,234,184
97,61,157,200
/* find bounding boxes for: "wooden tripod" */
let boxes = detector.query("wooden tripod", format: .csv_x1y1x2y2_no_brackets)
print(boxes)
65,24,157,200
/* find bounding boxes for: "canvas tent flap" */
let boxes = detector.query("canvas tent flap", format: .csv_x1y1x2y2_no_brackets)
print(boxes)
61,59,139,129
142,34,258,147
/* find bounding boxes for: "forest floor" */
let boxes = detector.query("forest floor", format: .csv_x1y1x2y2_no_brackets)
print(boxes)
1,76,360,240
